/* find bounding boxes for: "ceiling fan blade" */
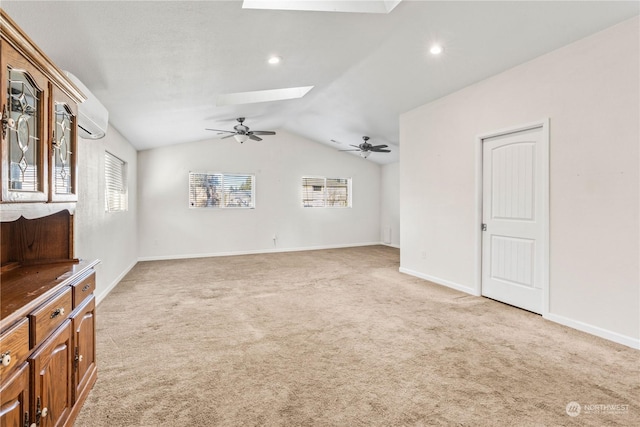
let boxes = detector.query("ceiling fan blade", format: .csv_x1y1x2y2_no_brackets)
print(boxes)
349,144,361,149
206,128,234,134
370,149,391,153
251,131,276,136
339,149,361,152
370,144,388,149
249,134,263,141
221,134,236,139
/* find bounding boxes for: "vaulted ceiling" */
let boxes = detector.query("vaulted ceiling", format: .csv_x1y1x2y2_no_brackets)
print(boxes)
3,1,638,164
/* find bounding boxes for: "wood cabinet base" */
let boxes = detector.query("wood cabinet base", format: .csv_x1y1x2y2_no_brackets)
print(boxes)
64,367,97,427
1,266,99,427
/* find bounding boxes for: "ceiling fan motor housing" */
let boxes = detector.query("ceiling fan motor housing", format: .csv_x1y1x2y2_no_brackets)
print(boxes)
205,117,276,143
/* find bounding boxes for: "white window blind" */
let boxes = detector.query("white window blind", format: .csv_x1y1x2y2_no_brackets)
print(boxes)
302,177,351,207
189,172,255,208
105,151,128,212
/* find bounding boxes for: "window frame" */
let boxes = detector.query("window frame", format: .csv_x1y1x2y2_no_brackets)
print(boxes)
189,172,256,209
104,151,128,212
302,176,352,208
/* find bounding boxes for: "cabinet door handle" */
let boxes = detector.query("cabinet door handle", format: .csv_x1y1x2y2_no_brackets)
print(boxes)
1,104,15,139
82,284,90,292
50,307,65,318
35,397,46,426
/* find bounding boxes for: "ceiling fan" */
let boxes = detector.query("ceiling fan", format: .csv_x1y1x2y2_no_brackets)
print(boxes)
206,117,276,143
337,136,391,158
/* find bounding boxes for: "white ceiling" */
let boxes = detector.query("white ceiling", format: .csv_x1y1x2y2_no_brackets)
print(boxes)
3,1,638,164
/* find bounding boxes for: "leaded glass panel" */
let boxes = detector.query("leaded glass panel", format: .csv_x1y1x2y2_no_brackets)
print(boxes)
7,68,41,192
53,103,73,194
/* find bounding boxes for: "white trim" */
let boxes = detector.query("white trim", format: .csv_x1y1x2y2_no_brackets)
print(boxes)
95,259,137,306
382,243,400,249
137,242,382,262
399,267,478,295
475,118,550,316
544,312,640,350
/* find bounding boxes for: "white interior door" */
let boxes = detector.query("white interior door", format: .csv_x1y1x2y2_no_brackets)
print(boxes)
481,125,547,314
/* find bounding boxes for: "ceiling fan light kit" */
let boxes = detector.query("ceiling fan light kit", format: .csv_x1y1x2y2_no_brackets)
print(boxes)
338,136,391,159
206,117,276,143
234,134,250,143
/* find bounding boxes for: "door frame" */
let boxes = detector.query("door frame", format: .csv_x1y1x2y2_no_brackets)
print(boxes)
474,119,550,316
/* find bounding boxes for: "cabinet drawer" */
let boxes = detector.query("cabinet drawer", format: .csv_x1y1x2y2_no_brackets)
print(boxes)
0,318,29,381
71,272,96,308
29,288,72,348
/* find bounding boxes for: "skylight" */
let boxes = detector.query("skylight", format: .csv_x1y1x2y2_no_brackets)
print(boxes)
242,0,402,14
216,86,314,106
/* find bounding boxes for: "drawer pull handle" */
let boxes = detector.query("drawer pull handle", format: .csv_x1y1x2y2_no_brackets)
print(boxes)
82,284,91,292
1,351,11,367
51,307,65,318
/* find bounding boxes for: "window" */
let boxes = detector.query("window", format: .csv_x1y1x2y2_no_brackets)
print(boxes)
105,151,128,212
189,172,255,208
302,177,351,207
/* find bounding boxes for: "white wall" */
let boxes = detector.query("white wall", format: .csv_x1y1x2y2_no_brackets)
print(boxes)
137,129,381,259
400,17,639,347
75,124,138,304
380,162,400,247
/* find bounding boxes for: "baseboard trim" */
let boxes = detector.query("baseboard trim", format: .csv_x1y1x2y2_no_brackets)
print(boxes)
544,312,640,350
95,259,137,306
398,267,639,350
381,243,400,249
137,242,383,262
399,267,478,295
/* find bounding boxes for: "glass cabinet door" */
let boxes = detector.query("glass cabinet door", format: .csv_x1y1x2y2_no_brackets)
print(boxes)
51,88,77,202
2,44,48,202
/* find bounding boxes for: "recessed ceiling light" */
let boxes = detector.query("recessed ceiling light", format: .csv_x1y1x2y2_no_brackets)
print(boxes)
268,56,281,65
430,44,444,55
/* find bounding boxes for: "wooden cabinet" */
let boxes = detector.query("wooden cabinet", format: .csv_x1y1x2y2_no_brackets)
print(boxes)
29,320,73,427
49,88,78,203
0,39,49,204
0,10,84,220
1,10,98,427
0,362,30,427
1,267,98,427
71,297,96,406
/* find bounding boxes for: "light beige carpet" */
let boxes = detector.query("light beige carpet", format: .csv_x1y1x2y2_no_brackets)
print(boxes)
74,246,639,426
